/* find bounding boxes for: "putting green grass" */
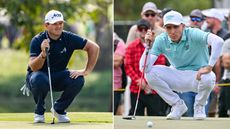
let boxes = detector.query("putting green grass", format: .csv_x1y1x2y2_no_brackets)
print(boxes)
114,116,230,129
0,112,113,129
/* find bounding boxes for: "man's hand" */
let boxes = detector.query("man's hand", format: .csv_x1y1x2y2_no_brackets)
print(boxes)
213,84,220,95
136,79,146,88
136,79,152,94
69,69,90,79
144,29,155,48
196,65,213,80
40,39,50,57
222,53,230,69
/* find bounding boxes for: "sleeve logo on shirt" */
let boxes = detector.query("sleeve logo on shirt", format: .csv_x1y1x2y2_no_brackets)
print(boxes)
30,53,37,56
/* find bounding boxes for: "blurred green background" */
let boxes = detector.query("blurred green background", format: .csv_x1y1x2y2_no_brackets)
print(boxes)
0,0,112,113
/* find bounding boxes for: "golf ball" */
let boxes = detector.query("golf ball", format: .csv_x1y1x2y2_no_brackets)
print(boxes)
146,121,153,128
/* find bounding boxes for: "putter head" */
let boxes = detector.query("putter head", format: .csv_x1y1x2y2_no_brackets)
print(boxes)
122,116,136,120
51,118,55,124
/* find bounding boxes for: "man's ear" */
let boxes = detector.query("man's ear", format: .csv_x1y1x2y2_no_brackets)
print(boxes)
44,23,49,28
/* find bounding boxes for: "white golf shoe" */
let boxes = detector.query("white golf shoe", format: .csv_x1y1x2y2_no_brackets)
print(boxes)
34,114,45,123
227,109,230,116
51,108,70,123
194,105,206,120
166,100,188,120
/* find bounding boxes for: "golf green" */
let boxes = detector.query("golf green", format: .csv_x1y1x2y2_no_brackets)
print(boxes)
114,116,230,129
0,112,113,129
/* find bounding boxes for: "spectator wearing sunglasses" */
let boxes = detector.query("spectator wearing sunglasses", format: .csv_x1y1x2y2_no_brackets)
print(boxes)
126,2,164,46
124,19,167,116
189,9,204,29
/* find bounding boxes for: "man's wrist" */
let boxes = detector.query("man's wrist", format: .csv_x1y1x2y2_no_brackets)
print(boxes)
39,53,46,59
207,65,213,71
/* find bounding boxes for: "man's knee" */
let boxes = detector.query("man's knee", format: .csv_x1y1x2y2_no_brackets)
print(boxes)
200,72,216,90
30,71,49,90
69,76,85,89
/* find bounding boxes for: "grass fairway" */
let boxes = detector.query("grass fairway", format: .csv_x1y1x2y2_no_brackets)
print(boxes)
0,112,113,129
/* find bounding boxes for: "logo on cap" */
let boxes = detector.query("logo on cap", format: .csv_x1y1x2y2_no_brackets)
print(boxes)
165,15,174,20
52,13,62,19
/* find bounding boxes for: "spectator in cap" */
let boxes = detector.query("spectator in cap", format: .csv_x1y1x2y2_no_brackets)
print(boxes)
203,8,229,40
124,19,167,116
141,10,224,120
126,2,164,46
189,9,204,29
21,10,99,123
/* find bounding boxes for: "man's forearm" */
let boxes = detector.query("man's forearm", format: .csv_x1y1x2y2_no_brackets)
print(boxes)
208,33,224,67
84,41,100,74
29,53,46,71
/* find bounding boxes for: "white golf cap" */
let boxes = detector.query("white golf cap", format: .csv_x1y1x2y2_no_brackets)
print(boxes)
141,2,158,14
163,11,184,26
45,10,64,24
203,8,224,21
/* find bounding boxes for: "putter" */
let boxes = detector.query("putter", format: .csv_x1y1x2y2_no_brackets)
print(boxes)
45,42,55,124
122,47,150,120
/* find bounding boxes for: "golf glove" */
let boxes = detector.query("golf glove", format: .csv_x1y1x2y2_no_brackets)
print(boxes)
20,83,30,96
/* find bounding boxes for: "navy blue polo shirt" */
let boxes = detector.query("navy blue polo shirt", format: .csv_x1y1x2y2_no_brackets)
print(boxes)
29,31,87,72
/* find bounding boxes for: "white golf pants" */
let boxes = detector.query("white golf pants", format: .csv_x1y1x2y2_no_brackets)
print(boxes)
145,65,216,106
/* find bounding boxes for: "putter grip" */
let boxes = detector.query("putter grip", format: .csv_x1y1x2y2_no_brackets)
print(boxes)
45,47,50,67
147,39,152,49
45,47,49,53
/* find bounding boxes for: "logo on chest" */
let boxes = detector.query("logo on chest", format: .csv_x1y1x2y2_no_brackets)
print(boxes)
185,44,189,50
60,47,67,54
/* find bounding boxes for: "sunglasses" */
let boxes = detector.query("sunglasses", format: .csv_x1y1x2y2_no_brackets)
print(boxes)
191,17,203,22
144,13,156,17
137,26,149,32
